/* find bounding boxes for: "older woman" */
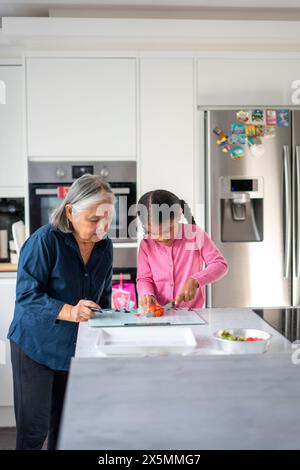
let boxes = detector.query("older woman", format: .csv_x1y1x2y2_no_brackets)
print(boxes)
7,174,115,450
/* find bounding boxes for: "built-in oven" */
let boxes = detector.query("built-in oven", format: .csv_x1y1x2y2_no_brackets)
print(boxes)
28,161,137,243
28,161,138,286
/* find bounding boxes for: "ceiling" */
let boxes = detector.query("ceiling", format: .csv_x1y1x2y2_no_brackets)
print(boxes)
1,1,300,19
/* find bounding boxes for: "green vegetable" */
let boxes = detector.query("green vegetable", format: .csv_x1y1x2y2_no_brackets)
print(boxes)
217,329,246,342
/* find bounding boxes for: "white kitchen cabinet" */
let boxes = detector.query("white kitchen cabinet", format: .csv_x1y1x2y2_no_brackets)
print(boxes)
140,58,195,211
0,66,24,197
0,278,16,427
26,58,137,160
197,58,300,106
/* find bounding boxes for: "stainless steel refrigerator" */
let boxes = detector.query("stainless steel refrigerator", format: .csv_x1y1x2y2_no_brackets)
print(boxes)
204,108,300,308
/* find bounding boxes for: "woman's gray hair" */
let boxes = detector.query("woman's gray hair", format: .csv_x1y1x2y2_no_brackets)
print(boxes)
50,174,115,233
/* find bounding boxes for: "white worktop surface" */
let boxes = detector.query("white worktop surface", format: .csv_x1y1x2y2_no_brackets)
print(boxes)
75,308,292,358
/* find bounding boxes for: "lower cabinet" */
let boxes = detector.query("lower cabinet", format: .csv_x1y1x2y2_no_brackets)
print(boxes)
0,277,16,426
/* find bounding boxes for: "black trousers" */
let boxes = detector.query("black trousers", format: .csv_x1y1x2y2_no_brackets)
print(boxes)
10,341,69,450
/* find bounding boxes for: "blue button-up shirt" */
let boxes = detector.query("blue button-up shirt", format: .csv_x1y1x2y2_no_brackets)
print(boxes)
7,224,113,371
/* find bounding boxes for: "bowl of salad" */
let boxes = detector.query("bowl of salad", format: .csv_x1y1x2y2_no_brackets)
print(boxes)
214,328,272,354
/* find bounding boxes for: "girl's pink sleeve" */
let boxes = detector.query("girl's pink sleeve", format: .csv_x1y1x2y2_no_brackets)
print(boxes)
136,240,155,297
191,231,229,286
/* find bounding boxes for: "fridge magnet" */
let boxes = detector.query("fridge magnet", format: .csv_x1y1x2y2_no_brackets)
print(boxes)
236,110,251,123
255,125,265,137
246,136,255,146
250,144,265,158
277,109,289,127
230,147,245,160
231,122,245,135
216,135,227,145
220,142,231,153
228,134,237,144
229,134,246,145
213,127,227,139
264,126,276,137
251,109,265,124
266,109,277,126
245,124,256,137
212,127,232,152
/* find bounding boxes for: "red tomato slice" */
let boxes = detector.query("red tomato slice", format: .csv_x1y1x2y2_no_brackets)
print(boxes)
153,308,164,317
146,304,164,315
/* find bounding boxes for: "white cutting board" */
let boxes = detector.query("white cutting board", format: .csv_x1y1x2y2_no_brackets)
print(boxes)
88,308,206,328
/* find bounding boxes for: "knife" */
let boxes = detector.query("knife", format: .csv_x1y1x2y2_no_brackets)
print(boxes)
163,301,175,311
89,307,132,314
89,307,103,313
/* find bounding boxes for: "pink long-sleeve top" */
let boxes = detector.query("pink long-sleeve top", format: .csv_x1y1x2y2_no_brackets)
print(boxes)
137,224,228,308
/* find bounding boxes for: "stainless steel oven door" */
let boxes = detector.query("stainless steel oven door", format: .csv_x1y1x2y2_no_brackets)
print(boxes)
29,183,136,243
29,186,63,233
110,186,131,242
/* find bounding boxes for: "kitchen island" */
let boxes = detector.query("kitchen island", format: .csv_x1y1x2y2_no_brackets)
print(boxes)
58,308,298,450
75,308,292,358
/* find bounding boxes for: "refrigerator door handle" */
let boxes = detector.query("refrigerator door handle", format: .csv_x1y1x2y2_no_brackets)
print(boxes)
296,146,300,277
283,145,292,279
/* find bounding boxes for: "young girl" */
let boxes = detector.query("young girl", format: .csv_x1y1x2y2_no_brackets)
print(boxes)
136,190,228,311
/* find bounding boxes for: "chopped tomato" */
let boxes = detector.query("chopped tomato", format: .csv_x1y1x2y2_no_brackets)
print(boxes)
153,308,164,317
146,304,165,317
246,337,263,342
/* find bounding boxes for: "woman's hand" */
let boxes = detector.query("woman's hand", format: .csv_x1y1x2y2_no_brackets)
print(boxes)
139,295,158,313
175,278,199,305
70,300,100,322
57,300,100,322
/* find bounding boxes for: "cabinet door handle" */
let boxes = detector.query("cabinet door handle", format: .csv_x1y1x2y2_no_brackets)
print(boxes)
296,146,300,277
283,145,291,279
35,188,58,195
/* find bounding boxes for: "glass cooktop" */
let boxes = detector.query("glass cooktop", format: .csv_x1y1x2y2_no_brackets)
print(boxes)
253,308,300,343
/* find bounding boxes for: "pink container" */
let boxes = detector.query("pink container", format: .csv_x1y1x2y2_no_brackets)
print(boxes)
112,273,137,309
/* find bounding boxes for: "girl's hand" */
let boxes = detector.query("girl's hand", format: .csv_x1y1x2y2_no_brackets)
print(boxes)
175,278,199,305
70,299,100,322
139,295,158,313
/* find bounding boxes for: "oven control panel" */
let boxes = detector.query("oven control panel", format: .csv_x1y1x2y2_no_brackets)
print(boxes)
72,165,94,179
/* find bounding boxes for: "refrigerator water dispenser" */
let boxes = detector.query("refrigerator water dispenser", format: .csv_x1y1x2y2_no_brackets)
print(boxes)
220,177,263,242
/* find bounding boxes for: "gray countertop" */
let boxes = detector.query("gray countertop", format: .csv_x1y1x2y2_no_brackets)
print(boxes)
58,352,300,450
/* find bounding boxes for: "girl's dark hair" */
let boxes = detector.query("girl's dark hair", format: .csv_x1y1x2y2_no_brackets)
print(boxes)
137,189,196,229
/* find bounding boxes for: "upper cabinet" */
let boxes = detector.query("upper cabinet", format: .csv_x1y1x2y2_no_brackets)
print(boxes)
0,66,24,196
140,58,195,211
197,58,300,106
26,58,137,160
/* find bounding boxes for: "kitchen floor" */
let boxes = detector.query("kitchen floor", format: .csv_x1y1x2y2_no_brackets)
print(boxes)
0,427,16,450
0,428,47,450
